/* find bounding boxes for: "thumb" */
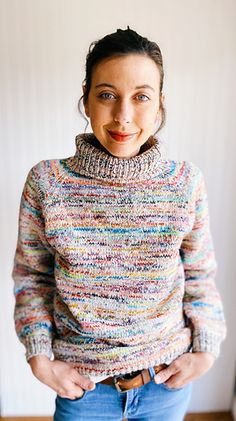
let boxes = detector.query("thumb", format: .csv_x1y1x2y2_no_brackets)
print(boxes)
154,364,177,384
74,371,96,391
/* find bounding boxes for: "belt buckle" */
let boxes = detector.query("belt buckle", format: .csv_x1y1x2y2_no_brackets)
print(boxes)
113,376,127,393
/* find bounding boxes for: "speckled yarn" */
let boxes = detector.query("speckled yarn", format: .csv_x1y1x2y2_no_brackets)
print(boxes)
12,133,226,377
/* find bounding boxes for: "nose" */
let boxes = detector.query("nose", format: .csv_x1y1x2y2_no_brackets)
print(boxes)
113,99,132,124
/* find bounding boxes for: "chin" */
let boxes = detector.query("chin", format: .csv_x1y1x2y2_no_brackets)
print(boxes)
96,136,140,158
110,149,138,159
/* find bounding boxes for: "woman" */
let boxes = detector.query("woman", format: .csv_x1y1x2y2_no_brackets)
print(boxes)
12,27,226,421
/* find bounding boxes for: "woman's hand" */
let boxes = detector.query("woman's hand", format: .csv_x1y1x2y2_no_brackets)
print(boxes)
28,355,96,399
154,352,215,389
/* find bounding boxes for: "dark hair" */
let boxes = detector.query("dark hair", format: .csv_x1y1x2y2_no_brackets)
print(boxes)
78,27,166,135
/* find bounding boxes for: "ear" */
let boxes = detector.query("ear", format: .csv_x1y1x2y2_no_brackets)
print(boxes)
155,94,165,124
155,93,165,122
161,93,165,104
155,113,161,125
84,102,90,118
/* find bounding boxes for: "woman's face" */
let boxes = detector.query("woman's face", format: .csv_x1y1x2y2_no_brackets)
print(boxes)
84,54,163,159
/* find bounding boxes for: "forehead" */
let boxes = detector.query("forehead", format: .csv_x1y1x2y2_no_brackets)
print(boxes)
91,54,160,88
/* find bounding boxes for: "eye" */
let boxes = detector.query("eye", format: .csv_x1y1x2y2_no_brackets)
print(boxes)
98,92,116,100
136,94,150,102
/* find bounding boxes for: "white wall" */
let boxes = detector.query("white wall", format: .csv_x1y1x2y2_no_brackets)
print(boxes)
0,0,235,416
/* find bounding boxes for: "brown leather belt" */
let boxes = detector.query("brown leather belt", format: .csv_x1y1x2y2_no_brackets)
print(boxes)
100,364,167,393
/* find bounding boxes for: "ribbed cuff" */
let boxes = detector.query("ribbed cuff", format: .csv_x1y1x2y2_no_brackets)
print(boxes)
24,335,53,361
192,330,222,359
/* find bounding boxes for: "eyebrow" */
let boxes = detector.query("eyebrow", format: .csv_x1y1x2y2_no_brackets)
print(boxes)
95,83,155,92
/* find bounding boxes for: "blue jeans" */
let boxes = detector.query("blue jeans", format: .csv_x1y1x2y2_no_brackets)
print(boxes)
53,368,192,421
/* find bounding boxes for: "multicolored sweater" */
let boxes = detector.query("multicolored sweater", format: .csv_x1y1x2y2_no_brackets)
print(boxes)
12,133,226,377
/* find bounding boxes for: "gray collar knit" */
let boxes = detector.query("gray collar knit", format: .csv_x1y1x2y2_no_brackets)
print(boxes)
70,133,163,182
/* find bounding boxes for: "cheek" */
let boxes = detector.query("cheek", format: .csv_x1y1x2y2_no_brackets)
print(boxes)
137,109,158,128
90,106,111,125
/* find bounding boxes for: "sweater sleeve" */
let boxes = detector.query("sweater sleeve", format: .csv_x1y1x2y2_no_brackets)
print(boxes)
12,164,56,361
180,166,226,359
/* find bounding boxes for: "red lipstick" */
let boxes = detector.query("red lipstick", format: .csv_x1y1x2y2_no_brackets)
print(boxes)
108,130,137,142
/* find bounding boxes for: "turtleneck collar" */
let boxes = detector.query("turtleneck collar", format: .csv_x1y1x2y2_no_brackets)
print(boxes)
67,133,165,183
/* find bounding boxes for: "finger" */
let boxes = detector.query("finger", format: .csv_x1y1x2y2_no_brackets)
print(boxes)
73,371,96,391
154,362,179,384
164,372,187,389
71,387,85,399
58,386,85,400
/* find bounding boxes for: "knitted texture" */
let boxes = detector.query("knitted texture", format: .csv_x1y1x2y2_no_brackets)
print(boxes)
12,133,226,376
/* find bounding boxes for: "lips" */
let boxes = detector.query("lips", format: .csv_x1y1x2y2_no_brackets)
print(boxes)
108,130,137,142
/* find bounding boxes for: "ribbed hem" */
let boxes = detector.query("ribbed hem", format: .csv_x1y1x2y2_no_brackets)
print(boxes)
192,330,223,359
24,335,53,361
52,338,192,377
